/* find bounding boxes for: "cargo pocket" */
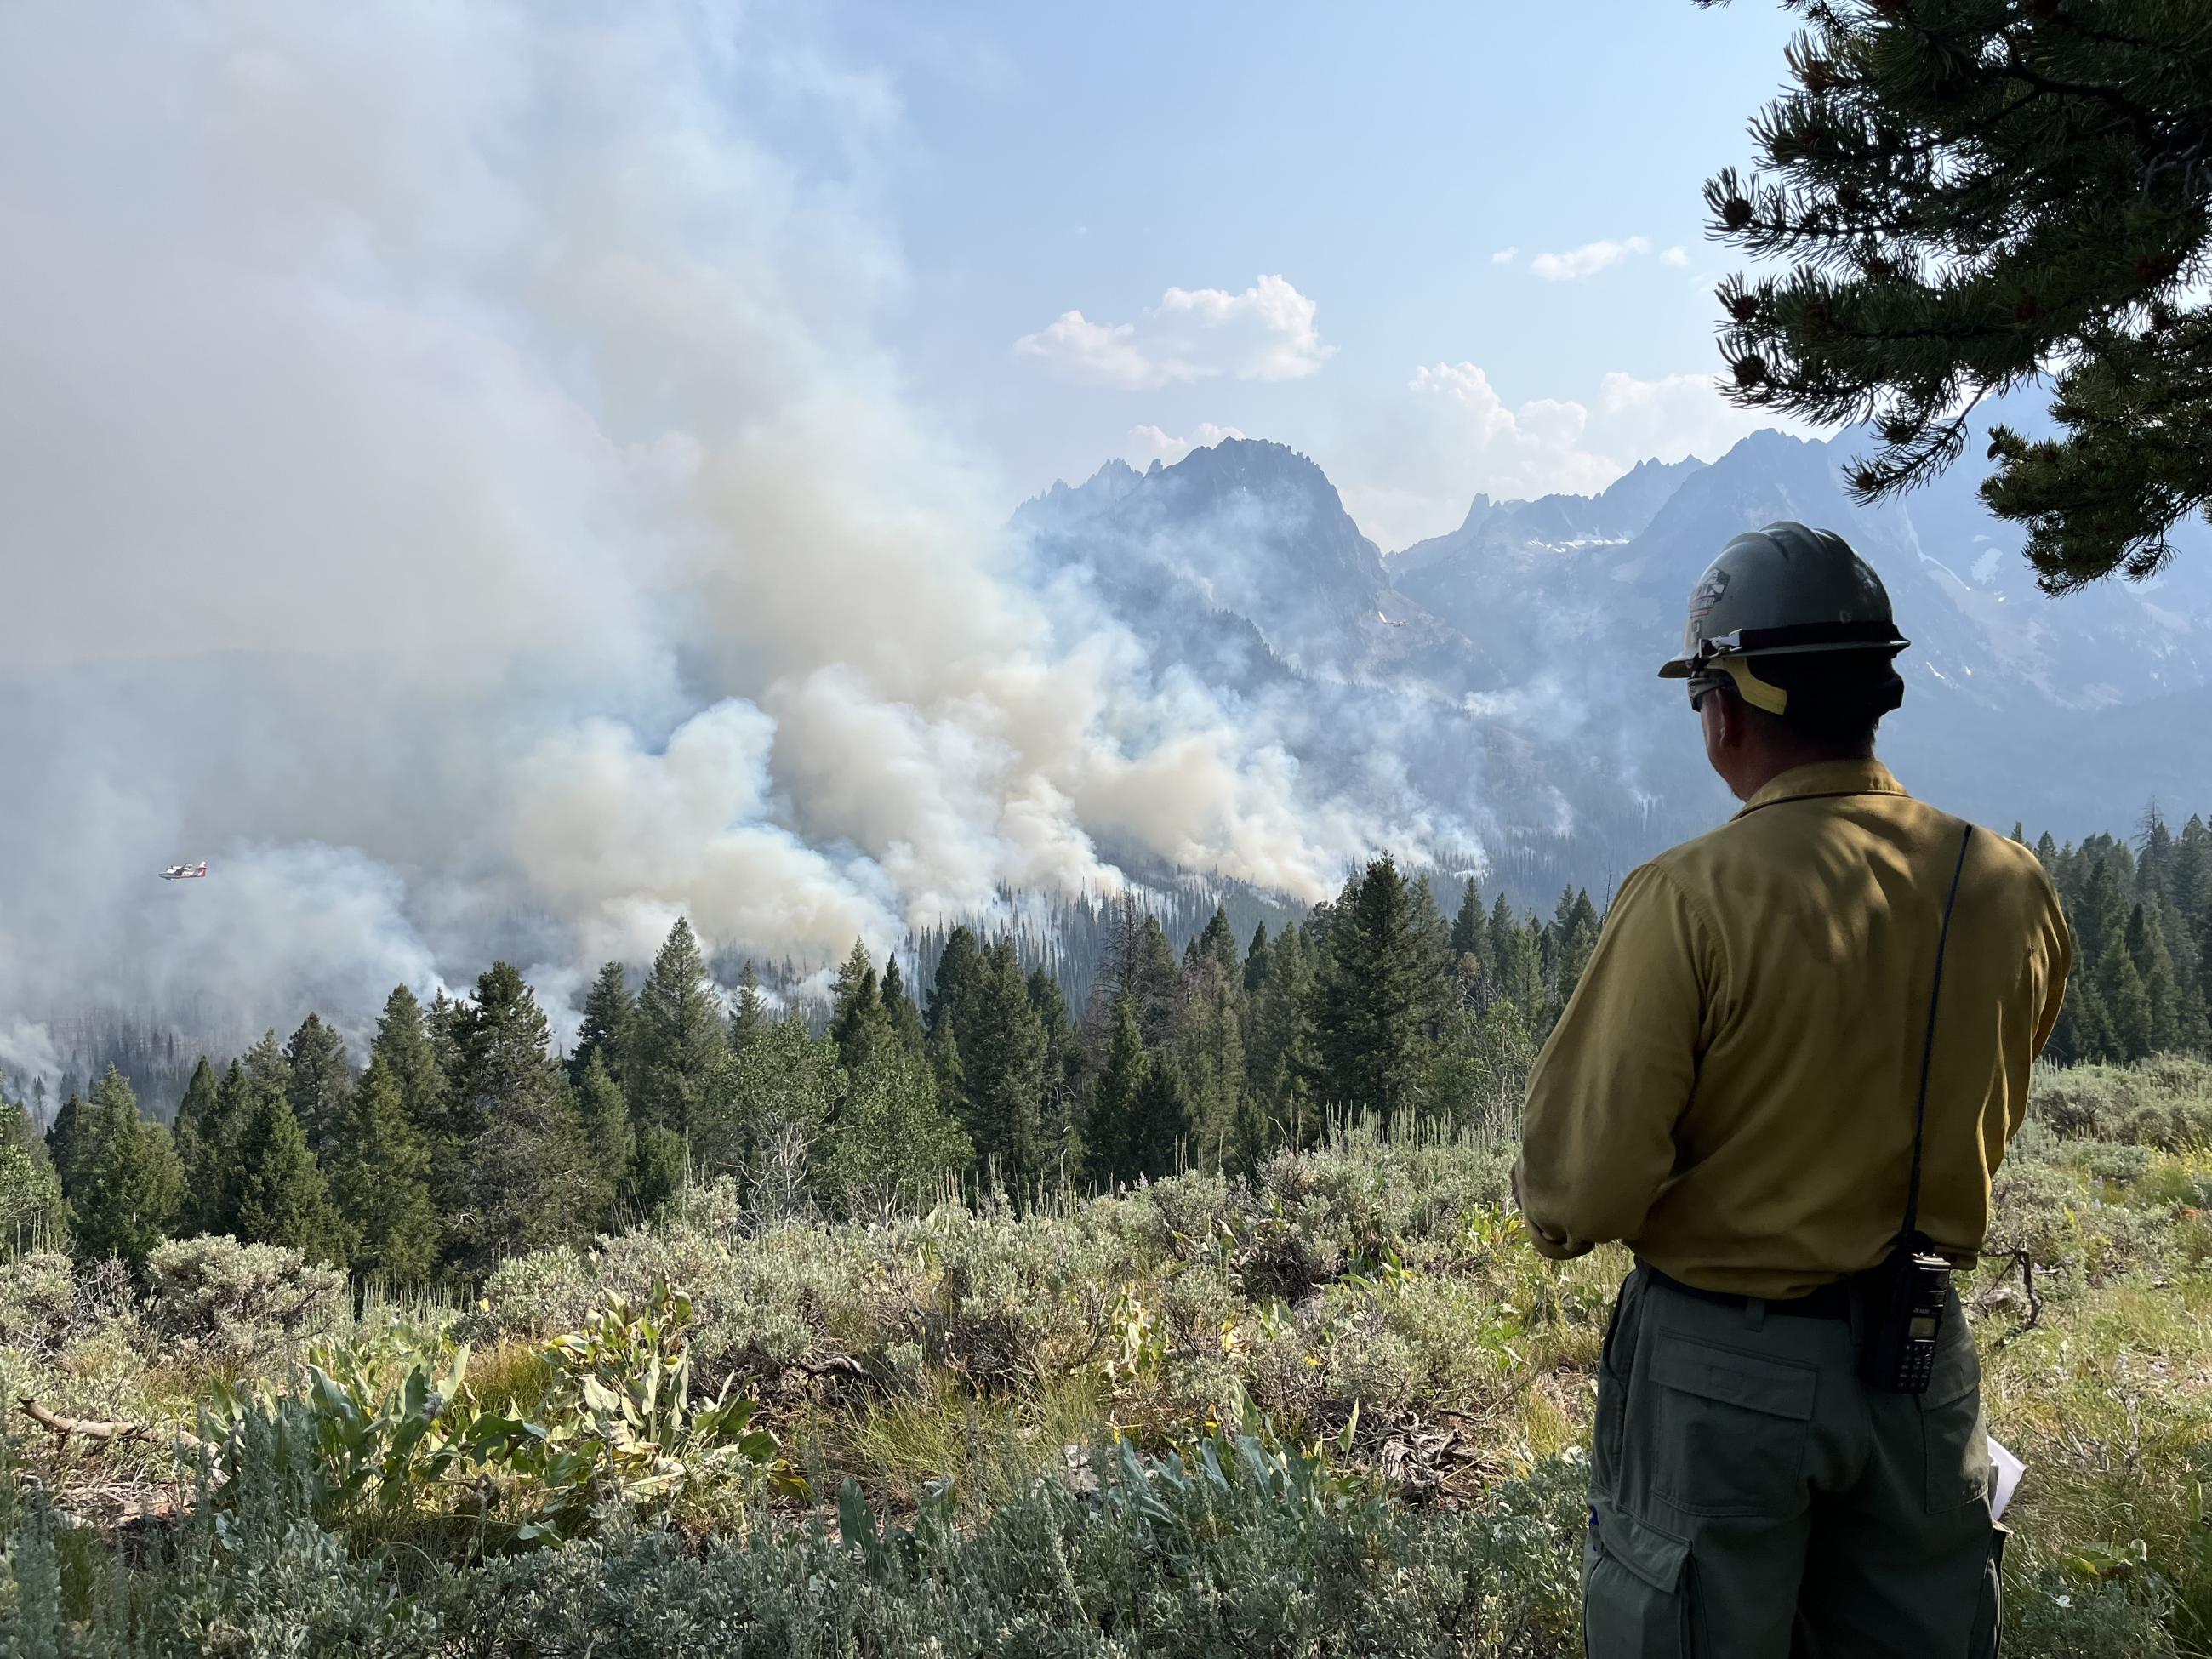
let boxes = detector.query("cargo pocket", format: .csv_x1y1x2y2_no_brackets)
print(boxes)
1582,1502,1693,1658
1919,1339,1990,1513
1647,1334,1815,1518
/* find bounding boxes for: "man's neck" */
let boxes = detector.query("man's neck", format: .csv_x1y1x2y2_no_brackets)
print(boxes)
1726,742,1874,803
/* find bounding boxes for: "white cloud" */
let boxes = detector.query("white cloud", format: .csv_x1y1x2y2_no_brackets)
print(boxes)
1490,247,1518,265
1333,362,1802,551
1125,422,1247,468
1014,274,1332,390
1530,236,1651,282
1661,245,1689,267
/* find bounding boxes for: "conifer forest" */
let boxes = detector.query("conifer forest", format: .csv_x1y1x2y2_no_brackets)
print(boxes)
7,814,2212,1655
12,814,2212,1280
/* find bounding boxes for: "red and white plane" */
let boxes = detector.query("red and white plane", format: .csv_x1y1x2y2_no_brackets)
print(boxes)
158,861,208,881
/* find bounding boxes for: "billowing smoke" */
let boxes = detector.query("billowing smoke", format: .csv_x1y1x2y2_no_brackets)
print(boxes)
0,2,1427,1080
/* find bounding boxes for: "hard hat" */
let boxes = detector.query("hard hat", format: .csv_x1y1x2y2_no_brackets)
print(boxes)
1658,522,1909,717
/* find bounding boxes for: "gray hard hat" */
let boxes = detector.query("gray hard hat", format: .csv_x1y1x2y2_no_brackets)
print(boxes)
1659,522,1909,715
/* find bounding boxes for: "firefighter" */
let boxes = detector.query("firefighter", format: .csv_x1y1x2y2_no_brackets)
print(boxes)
1515,522,2071,1656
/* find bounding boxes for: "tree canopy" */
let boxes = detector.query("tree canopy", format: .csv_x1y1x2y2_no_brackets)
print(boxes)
1702,0,2212,590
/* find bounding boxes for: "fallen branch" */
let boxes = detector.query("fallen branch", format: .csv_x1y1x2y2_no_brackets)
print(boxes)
784,1354,883,1397
17,1397,206,1454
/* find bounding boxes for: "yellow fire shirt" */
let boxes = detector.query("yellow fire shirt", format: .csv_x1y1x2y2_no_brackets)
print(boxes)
1514,759,2072,1299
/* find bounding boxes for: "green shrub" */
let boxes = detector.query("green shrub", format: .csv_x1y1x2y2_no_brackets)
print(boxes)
2032,1060,2212,1150
0,1251,83,1360
0,1434,434,1658
476,1244,600,1339
140,1235,347,1377
450,1440,1586,1657
1986,1157,2159,1286
191,1278,793,1554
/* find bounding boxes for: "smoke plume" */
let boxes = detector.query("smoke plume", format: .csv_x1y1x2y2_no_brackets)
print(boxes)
0,2,1424,1078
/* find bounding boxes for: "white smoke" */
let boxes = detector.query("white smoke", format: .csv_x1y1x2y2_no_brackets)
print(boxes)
0,1,1414,1082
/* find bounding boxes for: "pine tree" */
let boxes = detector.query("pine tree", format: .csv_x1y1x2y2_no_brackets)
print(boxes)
1314,857,1450,1120
1552,889,1602,1011
1127,1054,1191,1183
1488,893,1543,1013
188,1034,297,1237
65,1066,183,1264
880,955,927,1059
180,1063,238,1235
2034,830,2061,875
1131,916,1183,1047
2050,965,2111,1068
630,918,728,1139
2172,816,2212,1051
1028,967,1083,1179
1448,880,1493,1005
173,1055,219,1143
728,960,771,1058
1195,904,1242,977
1408,877,1451,982
960,938,1046,1189
573,1049,633,1229
1080,897,1148,1062
425,989,465,1097
570,961,636,1088
168,1057,222,1235
830,941,894,1075
1175,913,1246,1172
44,1092,87,1196
2126,903,2182,1057
373,985,449,1149
1248,921,1319,1137
926,926,984,1046
1244,923,1272,996
630,1126,687,1220
928,1005,967,1122
328,1056,436,1282
1702,0,2212,589
450,962,598,1266
283,1013,352,1160
230,1082,339,1260
1083,995,1147,1187
2097,932,2155,1062
2034,814,2212,1061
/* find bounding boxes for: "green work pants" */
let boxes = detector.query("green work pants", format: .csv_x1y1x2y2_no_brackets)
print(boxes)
1582,1265,2004,1656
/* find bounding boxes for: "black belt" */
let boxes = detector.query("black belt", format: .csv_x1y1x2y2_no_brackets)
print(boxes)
1639,1262,1854,1320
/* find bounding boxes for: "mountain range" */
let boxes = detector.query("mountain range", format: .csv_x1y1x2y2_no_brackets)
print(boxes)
1013,425,2212,902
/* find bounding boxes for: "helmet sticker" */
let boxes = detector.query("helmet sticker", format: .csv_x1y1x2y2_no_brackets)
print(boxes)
1688,567,1730,621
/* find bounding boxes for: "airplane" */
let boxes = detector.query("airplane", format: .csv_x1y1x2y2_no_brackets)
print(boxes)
158,861,209,881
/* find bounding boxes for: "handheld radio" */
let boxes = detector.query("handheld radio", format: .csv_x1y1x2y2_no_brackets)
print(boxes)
1862,823,1974,1395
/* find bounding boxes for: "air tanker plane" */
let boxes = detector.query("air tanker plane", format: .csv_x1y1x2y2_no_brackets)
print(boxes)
158,861,208,881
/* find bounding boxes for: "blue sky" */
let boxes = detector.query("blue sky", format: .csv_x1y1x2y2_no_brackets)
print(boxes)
795,1,1808,547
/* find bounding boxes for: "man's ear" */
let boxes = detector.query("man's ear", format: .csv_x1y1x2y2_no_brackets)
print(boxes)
1711,685,1747,750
